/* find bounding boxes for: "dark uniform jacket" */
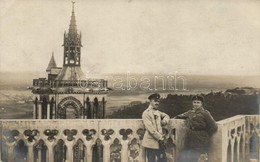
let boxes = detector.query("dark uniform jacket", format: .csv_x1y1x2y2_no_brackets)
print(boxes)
176,107,217,149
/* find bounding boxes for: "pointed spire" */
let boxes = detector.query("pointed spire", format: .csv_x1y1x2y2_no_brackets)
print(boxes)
68,1,77,35
46,52,57,72
72,1,75,12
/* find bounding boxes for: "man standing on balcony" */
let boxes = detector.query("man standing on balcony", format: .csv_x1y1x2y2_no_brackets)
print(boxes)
175,95,218,162
142,93,170,162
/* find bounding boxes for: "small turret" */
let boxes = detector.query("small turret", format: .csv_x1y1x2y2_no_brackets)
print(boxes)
46,52,57,72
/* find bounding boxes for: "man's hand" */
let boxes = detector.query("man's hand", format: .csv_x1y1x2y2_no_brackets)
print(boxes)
158,136,167,149
158,140,165,149
161,120,167,126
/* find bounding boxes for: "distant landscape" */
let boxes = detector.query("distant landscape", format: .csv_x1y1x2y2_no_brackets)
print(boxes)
109,88,260,121
0,71,259,119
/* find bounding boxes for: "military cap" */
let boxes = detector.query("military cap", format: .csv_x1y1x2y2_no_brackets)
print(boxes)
191,95,204,102
148,93,160,100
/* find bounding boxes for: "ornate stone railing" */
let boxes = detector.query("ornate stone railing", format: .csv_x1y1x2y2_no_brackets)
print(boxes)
0,115,259,162
0,119,187,162
209,115,260,162
32,79,108,89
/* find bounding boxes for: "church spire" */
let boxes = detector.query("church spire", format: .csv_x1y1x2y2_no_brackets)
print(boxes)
46,52,57,72
62,1,82,67
69,1,77,35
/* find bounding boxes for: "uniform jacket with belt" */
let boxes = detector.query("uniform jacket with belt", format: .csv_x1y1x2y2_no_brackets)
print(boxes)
175,107,217,148
142,105,170,149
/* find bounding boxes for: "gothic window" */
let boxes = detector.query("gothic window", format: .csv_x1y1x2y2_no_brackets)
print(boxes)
75,53,79,65
54,140,67,162
110,138,122,162
34,140,47,162
69,47,75,64
73,140,86,162
14,140,28,162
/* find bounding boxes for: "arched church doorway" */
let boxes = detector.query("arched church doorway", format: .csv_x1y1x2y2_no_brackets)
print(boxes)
57,96,83,119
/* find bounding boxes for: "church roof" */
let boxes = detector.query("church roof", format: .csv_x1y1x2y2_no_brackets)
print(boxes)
46,53,57,72
55,66,85,81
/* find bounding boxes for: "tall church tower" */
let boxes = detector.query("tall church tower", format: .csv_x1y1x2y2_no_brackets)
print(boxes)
56,2,85,80
63,2,82,66
32,2,108,120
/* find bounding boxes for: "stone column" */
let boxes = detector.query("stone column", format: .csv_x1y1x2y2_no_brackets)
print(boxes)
230,137,235,162
102,98,106,119
66,141,74,162
241,135,246,161
236,136,241,162
27,144,34,162
121,140,129,162
86,142,93,162
38,102,42,119
47,102,50,119
245,132,250,162
46,144,54,162
33,101,37,119
7,144,14,162
102,140,111,162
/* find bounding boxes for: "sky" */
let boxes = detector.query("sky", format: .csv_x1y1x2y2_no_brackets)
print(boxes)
0,0,260,76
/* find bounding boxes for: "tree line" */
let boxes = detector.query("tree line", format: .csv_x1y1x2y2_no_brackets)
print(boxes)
109,91,259,121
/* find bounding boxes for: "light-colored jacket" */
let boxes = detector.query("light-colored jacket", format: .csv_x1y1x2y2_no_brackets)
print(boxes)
142,105,170,149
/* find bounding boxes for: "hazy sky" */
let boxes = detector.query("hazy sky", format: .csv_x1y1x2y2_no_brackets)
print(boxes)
0,0,259,75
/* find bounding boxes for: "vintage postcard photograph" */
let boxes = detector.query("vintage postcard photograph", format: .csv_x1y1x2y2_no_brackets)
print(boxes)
0,0,259,162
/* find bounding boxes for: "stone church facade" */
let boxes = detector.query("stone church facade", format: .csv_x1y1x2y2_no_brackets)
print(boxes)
32,3,108,120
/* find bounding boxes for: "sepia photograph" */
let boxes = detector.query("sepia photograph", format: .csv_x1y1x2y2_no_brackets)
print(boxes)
0,0,259,162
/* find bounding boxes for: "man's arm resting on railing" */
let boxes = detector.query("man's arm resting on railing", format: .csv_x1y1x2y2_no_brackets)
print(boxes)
174,110,190,119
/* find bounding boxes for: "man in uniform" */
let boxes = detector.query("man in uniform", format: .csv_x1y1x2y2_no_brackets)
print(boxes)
142,93,170,162
175,95,218,162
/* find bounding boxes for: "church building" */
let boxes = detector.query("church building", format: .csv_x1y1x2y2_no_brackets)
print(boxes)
31,2,108,120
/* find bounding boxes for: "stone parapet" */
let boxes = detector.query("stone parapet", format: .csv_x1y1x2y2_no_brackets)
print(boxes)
0,115,259,162
0,119,186,162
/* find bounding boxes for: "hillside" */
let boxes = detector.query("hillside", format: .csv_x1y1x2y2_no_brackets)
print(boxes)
109,90,259,121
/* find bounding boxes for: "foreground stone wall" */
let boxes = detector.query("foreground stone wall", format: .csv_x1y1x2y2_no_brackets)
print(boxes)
0,119,186,162
0,115,259,162
210,115,260,162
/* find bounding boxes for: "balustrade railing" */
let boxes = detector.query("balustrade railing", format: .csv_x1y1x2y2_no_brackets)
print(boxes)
0,115,259,162
32,79,108,89
210,115,260,162
0,119,186,162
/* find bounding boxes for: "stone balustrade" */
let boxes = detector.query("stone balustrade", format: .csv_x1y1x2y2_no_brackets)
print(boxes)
210,115,260,162
0,115,259,162
0,119,186,162
32,79,108,89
